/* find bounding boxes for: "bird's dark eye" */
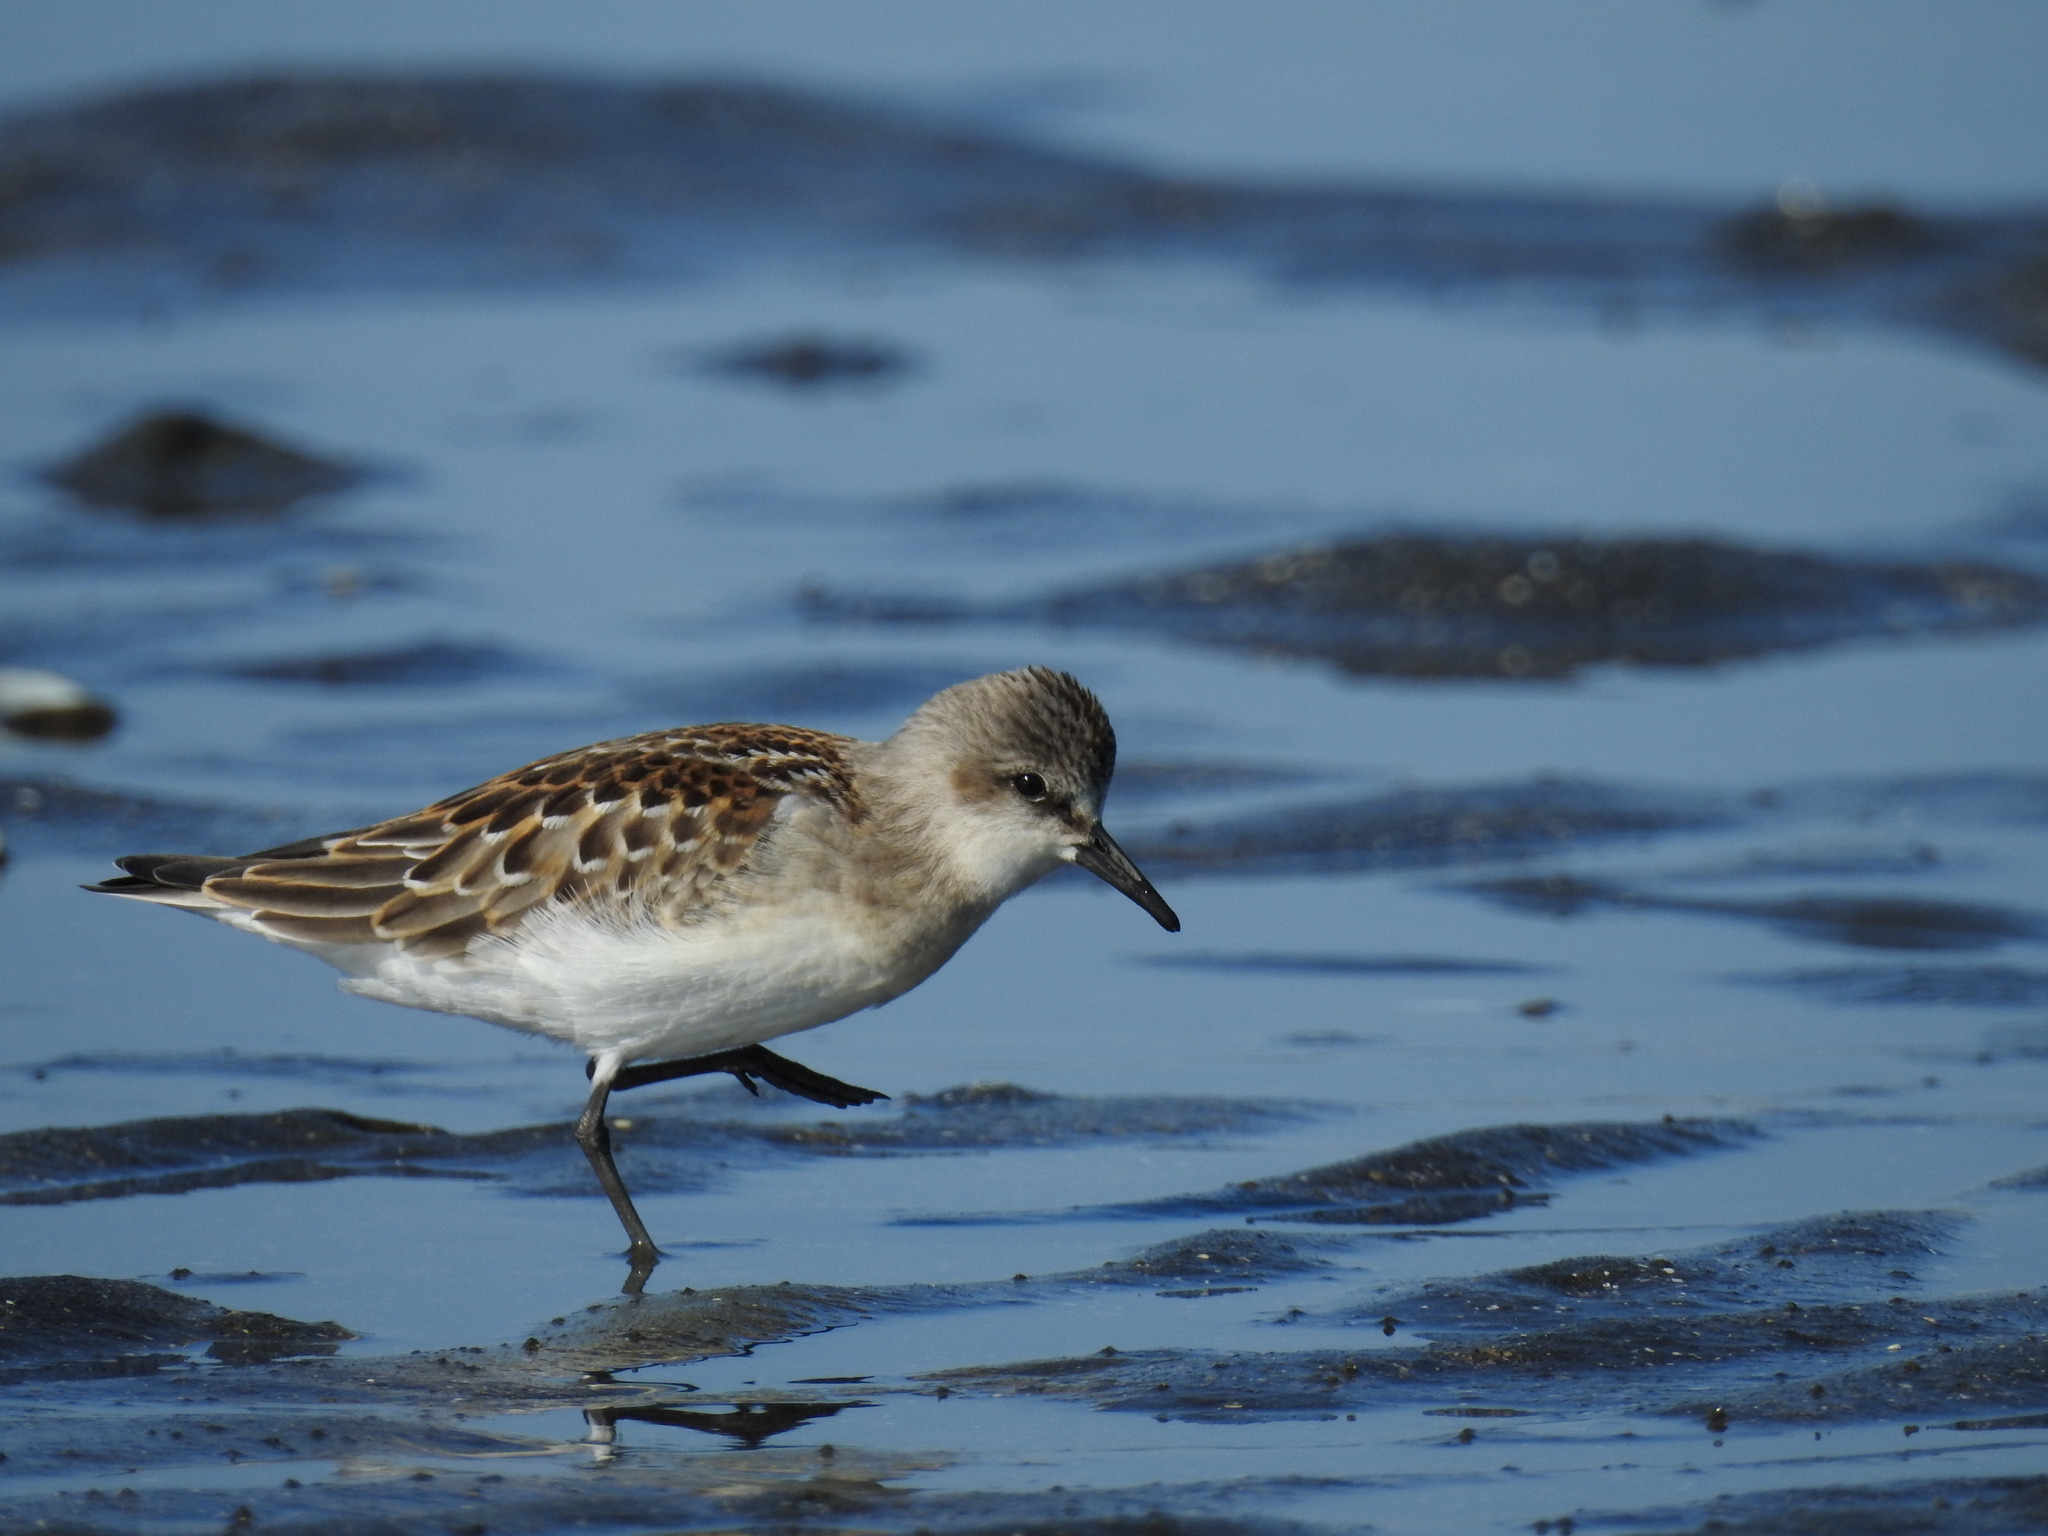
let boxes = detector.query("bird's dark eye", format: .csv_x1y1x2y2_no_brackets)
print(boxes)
1010,772,1049,802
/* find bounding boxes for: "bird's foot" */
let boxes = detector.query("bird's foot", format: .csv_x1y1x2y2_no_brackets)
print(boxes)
622,1243,662,1297
603,1045,887,1109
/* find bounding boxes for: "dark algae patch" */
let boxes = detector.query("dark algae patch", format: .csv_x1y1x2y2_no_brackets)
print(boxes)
0,1275,350,1380
41,409,361,518
811,533,2048,680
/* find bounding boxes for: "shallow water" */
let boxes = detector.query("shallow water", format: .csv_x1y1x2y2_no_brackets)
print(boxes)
3,12,2048,1535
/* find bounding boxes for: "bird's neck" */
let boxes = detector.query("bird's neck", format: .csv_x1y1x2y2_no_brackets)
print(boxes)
854,739,1058,915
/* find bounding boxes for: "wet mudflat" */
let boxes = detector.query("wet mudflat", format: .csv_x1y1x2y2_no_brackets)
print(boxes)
4,12,2048,1535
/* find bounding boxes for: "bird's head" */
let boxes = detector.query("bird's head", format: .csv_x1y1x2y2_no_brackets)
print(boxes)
884,666,1179,930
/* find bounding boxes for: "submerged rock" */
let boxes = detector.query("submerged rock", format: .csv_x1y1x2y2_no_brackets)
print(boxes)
42,409,360,517
0,667,117,740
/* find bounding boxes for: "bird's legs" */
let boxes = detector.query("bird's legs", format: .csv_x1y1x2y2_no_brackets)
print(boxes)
594,1044,888,1109
574,1055,661,1292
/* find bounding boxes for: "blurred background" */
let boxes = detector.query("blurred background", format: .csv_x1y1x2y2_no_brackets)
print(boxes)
4,5,2048,1533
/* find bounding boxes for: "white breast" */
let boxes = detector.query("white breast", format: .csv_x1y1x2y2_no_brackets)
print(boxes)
333,884,983,1062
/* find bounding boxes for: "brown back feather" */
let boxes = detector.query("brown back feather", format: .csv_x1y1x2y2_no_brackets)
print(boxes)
202,725,859,960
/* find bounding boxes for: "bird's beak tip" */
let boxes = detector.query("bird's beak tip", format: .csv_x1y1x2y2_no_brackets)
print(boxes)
1073,824,1181,933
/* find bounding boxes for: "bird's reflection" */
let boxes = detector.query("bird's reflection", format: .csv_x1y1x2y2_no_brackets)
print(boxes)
583,1399,860,1452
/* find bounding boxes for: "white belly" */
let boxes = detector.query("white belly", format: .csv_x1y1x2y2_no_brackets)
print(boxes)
328,891,979,1062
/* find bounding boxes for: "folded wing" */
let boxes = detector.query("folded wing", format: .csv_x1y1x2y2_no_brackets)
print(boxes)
96,725,859,961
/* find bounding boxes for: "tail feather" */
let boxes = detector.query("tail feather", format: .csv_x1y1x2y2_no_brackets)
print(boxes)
85,828,368,902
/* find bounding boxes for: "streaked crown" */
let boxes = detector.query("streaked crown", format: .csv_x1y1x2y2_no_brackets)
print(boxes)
898,666,1117,805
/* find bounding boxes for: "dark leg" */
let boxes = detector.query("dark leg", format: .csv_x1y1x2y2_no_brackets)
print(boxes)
573,1062,660,1289
593,1044,887,1109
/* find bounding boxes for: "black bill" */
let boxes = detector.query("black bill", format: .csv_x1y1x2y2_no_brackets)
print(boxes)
1073,824,1181,932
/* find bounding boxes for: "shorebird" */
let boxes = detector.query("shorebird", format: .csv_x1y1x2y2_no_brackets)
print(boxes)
88,667,1179,1281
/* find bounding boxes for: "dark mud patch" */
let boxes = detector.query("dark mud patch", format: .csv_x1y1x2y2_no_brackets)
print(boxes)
1752,965,2048,1008
0,1107,480,1207
1688,1320,2048,1426
1141,952,1548,977
0,1275,349,1381
929,1277,2048,1433
0,1086,1312,1207
809,534,2048,681
0,1402,567,1480
1719,199,1949,275
931,1221,2048,1427
0,1454,1335,1536
40,409,361,518
1125,777,1731,877
212,637,530,687
6,74,2046,374
701,330,917,389
1468,875,2048,953
1580,1474,2048,1536
904,1117,1750,1227
1332,1212,1959,1333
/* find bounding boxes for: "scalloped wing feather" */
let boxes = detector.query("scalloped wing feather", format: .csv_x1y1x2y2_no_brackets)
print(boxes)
201,725,859,960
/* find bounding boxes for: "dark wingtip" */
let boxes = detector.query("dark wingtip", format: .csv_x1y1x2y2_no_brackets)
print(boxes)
84,876,156,894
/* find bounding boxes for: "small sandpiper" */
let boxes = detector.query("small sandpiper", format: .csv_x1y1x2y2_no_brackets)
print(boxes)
89,667,1179,1282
